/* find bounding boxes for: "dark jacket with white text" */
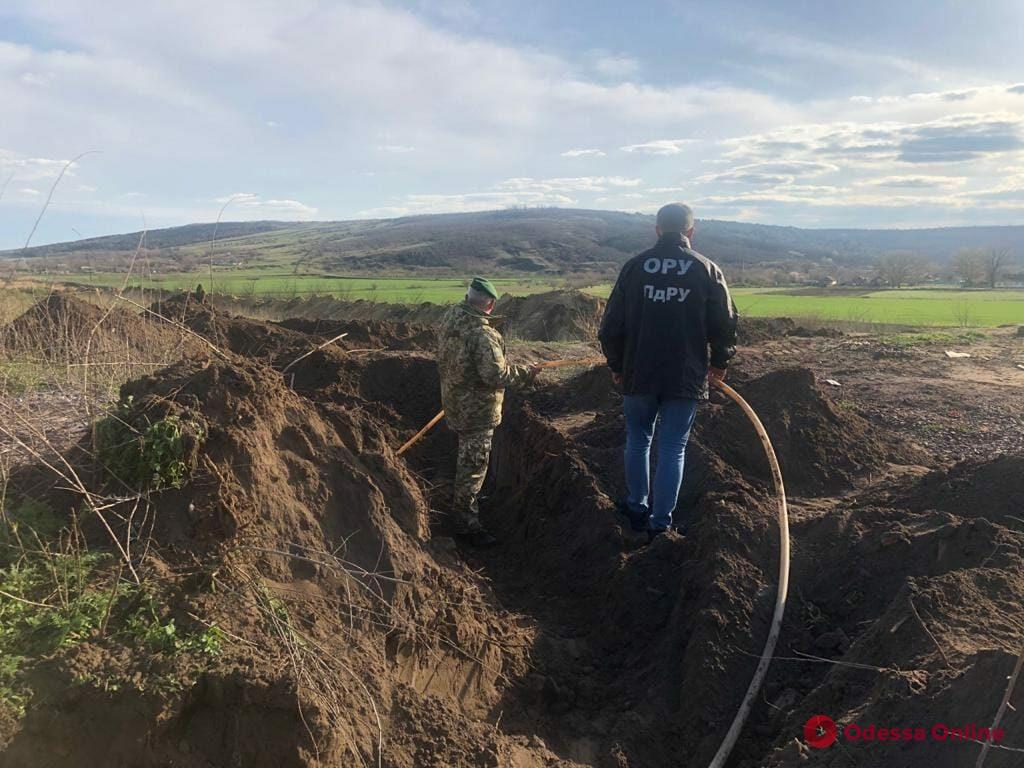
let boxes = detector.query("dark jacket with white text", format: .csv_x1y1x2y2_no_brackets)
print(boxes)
598,232,737,399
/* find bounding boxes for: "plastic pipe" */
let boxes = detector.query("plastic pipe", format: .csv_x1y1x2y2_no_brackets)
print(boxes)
706,379,791,768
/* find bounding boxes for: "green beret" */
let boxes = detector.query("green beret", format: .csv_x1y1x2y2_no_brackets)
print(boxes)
470,276,498,299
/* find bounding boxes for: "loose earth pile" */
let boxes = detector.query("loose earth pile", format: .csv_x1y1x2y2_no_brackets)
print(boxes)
1,293,1020,767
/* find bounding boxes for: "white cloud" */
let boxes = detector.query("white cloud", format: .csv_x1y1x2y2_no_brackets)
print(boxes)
593,54,640,78
699,160,839,185
0,148,72,182
2,1,1024,239
356,190,576,218
857,175,966,189
355,175,642,217
721,112,1024,167
211,192,317,219
498,176,642,193
620,139,695,155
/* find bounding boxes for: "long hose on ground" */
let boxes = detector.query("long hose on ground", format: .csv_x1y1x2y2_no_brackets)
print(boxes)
706,379,790,768
394,363,792,768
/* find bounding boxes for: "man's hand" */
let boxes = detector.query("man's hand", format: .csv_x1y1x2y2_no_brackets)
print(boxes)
708,366,727,385
611,371,623,386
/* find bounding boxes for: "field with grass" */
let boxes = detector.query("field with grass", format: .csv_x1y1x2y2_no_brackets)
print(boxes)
583,284,1024,327
728,287,1024,327
36,271,577,304
19,271,1024,327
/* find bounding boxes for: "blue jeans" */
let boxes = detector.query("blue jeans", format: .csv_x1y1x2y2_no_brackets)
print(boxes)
623,395,699,531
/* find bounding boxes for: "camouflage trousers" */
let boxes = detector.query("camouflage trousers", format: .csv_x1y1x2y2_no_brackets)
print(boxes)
451,428,495,533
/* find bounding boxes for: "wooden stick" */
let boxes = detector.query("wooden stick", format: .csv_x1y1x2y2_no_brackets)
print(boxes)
538,356,604,369
975,644,1024,768
396,410,445,456
395,356,604,456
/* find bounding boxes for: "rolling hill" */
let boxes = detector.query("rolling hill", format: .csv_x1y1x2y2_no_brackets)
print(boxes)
4,208,1023,276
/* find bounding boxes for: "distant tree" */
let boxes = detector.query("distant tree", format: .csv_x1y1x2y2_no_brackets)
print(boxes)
952,249,985,286
876,251,926,288
981,247,1010,289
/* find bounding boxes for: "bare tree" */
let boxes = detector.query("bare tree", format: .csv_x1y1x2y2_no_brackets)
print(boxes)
953,249,985,287
877,251,927,288
981,247,1010,289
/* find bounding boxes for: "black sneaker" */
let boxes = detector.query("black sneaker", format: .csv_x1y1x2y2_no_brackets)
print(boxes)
616,500,649,532
456,528,500,548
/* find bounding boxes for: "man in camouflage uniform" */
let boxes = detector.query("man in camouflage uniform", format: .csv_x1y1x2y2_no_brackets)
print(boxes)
437,277,540,547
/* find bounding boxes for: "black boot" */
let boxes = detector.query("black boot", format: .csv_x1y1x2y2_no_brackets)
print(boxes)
616,500,649,532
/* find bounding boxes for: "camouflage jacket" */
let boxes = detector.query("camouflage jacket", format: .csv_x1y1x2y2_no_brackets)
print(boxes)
437,301,532,433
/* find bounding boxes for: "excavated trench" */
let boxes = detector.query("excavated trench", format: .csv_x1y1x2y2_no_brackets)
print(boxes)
399,359,1024,768
2,299,1022,768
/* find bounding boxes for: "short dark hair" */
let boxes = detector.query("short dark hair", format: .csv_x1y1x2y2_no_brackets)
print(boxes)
656,203,694,234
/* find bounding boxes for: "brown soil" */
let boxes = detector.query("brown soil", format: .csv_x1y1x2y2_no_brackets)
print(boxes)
703,367,926,495
209,289,605,343
3,296,1023,767
274,317,437,350
1,293,203,365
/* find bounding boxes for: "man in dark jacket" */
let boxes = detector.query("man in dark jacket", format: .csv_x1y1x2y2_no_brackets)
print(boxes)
598,203,737,539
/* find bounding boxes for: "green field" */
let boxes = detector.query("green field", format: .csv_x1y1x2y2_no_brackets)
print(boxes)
582,285,1024,327
45,271,574,304
728,287,1024,327
31,268,1024,327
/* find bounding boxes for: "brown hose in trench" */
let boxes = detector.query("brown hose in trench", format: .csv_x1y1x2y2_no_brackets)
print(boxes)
707,379,790,768
394,365,791,768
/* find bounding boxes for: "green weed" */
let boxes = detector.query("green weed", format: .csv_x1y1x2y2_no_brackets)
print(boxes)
0,498,222,719
95,398,205,490
0,501,117,716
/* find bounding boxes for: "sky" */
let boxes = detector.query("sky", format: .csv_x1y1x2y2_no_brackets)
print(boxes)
2,0,1024,248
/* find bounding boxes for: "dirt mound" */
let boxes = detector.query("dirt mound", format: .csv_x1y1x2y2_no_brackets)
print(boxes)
154,293,309,362
5,304,1023,767
889,454,1024,524
738,316,797,344
211,293,451,326
761,496,1024,767
789,324,844,338
705,367,925,495
532,365,621,415
208,289,604,342
274,317,437,350
494,290,605,342
532,365,924,501
2,351,569,767
474,385,1022,766
1,293,200,365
